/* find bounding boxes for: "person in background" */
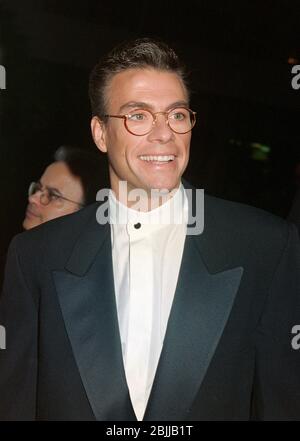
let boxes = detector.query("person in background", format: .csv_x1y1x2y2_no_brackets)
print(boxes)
23,145,103,229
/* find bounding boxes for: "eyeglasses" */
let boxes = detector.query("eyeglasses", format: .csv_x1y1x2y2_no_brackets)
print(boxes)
28,181,84,208
103,107,196,136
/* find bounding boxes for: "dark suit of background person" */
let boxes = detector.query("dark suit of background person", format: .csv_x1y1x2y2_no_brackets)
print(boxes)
0,180,300,421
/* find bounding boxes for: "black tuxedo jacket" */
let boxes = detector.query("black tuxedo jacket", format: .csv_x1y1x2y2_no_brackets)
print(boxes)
289,188,300,234
0,185,300,420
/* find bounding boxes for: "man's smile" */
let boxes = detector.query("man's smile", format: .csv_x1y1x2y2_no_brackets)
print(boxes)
138,154,177,166
139,154,175,162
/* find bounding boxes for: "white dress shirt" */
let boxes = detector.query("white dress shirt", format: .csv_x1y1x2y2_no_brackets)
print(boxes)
109,183,188,420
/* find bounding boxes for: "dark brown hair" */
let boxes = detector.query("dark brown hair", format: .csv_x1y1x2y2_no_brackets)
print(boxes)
54,145,105,205
88,38,189,117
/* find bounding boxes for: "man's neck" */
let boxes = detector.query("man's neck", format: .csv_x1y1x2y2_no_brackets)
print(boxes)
111,181,180,213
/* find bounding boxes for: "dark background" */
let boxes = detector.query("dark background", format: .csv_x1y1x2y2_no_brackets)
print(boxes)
0,0,299,279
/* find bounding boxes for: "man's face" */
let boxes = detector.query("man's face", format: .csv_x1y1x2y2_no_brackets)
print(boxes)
91,68,192,200
23,161,84,230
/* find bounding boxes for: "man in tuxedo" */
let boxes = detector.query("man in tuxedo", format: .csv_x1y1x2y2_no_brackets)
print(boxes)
0,38,299,421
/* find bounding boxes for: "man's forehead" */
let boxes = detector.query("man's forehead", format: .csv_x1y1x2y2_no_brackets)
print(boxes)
105,68,188,108
42,162,72,186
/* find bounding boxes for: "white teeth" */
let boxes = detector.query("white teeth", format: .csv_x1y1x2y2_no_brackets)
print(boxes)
139,155,175,162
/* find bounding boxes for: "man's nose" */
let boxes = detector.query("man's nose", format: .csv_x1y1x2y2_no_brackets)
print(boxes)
147,114,174,143
28,191,42,205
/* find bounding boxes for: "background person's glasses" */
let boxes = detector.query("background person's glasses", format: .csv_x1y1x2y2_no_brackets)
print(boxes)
103,107,197,136
28,181,84,208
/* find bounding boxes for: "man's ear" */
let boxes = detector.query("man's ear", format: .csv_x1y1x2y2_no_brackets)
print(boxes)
91,116,107,153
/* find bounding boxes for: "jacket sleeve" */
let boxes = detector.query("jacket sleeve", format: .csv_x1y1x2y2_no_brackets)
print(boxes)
0,236,38,420
252,222,300,420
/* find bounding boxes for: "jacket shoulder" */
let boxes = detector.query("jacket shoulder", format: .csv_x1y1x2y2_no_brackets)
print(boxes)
203,193,295,261
11,203,100,266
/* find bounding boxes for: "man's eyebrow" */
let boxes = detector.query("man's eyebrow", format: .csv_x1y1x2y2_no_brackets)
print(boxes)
39,180,62,195
165,101,190,110
47,186,62,195
119,100,189,113
119,102,152,112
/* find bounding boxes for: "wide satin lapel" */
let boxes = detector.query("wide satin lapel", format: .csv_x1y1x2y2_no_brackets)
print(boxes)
144,234,244,421
53,219,136,421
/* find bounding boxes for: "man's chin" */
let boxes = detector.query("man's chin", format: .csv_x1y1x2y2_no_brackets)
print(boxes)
23,217,41,230
144,179,180,193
